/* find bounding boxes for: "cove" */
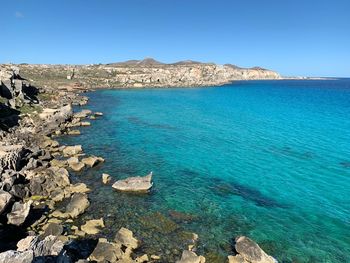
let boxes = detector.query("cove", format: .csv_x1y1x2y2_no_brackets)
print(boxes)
58,79,350,262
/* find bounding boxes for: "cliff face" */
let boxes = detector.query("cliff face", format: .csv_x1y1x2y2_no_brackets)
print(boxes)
16,59,281,90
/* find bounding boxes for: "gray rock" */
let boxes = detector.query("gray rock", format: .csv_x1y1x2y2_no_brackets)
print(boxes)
0,250,34,263
38,104,73,134
0,190,13,214
31,235,64,257
7,200,32,226
112,172,153,192
10,184,28,199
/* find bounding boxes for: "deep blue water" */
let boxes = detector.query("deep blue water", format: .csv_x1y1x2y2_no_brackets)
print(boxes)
60,79,350,263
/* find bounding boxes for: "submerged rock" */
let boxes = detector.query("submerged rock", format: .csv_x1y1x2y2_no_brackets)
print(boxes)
112,172,153,192
228,236,277,263
7,200,32,226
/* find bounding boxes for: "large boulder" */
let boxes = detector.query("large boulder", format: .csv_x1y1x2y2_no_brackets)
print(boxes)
32,235,65,257
7,200,32,226
38,104,73,133
0,190,13,214
112,172,153,192
228,236,277,263
176,250,206,263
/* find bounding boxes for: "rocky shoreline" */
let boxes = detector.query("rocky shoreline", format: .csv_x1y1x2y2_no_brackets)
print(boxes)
0,65,278,262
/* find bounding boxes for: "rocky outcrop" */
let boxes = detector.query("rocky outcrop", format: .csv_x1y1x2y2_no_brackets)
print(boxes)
228,236,277,263
0,65,38,109
112,172,153,192
38,104,73,134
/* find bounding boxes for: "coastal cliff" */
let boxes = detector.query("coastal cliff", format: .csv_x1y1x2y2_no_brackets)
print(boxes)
16,59,281,90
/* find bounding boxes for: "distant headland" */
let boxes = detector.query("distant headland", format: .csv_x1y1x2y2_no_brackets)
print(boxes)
10,58,281,90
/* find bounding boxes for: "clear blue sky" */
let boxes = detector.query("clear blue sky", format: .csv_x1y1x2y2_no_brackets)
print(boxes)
1,0,349,77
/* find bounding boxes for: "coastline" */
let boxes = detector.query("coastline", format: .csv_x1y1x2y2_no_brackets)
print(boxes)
0,65,278,262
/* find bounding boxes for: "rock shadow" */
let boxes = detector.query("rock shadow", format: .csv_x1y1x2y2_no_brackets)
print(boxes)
0,103,20,131
209,177,288,208
127,116,177,131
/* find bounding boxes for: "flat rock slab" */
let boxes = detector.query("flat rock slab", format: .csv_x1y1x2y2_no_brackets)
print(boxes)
81,218,105,235
112,172,153,192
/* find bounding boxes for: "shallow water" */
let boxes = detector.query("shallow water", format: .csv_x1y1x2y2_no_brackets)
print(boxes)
59,80,350,262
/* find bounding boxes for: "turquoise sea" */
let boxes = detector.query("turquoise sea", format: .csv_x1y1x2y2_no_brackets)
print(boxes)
59,80,350,263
